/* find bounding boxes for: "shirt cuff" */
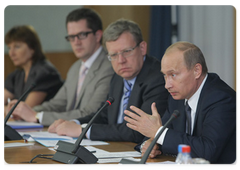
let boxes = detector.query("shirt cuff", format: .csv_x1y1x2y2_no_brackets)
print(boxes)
86,126,92,139
155,126,168,145
71,119,81,125
36,111,44,124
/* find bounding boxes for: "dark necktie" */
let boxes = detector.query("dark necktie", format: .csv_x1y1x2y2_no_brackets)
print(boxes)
185,101,192,135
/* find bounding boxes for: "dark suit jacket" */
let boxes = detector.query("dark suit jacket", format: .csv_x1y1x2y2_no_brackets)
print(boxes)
78,55,169,143
161,73,236,164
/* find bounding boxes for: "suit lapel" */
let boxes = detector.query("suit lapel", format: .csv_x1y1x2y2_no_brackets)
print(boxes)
126,56,151,109
192,74,212,135
170,100,186,132
109,75,124,123
65,60,81,111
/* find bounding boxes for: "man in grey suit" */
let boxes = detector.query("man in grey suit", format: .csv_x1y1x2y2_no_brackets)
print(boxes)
10,8,114,126
48,19,169,143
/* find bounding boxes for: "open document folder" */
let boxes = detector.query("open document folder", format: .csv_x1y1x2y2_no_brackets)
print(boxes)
18,131,109,147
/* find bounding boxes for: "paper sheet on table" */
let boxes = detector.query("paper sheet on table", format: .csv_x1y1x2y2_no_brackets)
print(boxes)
100,157,141,164
146,161,176,164
36,138,109,147
84,146,141,163
19,131,108,147
4,142,35,148
94,151,141,159
19,131,73,140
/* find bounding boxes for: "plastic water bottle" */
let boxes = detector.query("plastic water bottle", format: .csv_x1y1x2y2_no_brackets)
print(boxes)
175,144,187,164
181,145,192,164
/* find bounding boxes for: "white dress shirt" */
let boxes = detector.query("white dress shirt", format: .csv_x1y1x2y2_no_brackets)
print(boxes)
156,74,208,145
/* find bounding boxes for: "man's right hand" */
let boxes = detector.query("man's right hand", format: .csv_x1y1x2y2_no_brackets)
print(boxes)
48,119,66,133
48,119,82,138
141,139,162,159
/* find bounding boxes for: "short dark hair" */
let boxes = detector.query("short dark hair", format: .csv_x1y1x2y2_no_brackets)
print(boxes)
5,25,45,64
66,8,102,33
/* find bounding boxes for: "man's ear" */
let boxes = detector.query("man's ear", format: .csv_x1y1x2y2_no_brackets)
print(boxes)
95,30,103,43
194,63,202,79
139,41,147,56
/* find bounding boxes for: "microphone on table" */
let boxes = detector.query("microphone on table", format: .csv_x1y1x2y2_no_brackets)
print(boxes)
120,110,180,164
52,97,114,164
4,83,36,141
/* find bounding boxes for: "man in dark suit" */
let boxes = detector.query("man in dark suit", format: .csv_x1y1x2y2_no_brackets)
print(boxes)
124,41,236,163
48,19,169,143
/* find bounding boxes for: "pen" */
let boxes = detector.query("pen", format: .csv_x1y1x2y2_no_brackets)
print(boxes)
91,151,96,153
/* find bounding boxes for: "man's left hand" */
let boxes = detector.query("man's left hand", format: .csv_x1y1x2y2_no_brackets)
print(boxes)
124,102,162,139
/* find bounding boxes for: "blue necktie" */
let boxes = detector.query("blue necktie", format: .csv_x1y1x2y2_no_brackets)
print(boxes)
122,80,132,120
185,101,192,135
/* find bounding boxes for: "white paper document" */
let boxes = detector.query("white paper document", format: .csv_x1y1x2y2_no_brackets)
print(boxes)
19,131,109,147
94,151,141,159
4,142,35,148
19,131,73,140
36,138,109,147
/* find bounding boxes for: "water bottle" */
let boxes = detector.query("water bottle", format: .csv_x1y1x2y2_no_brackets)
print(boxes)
175,144,187,164
181,145,192,164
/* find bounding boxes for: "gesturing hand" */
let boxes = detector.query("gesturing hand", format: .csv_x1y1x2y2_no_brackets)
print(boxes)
124,102,162,139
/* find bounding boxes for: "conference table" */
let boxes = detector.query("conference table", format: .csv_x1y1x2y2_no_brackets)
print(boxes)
4,128,175,164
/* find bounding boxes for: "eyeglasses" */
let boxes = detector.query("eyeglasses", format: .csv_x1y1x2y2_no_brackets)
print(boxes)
107,44,139,61
65,31,94,42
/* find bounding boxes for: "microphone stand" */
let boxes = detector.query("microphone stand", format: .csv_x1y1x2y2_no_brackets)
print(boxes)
52,97,114,164
120,110,180,164
4,83,36,141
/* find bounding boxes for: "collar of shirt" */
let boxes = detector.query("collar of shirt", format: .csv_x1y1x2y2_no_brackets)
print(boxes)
124,77,137,91
81,46,103,71
184,74,208,135
186,74,208,112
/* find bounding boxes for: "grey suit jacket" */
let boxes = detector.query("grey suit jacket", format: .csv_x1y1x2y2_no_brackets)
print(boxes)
33,48,114,126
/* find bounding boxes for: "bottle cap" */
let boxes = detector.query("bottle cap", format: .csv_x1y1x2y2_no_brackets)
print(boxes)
182,145,191,153
178,144,187,153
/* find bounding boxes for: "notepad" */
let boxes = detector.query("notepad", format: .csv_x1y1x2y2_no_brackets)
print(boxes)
7,121,44,129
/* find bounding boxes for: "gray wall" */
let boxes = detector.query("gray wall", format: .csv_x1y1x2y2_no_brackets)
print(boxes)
178,6,235,89
4,5,82,53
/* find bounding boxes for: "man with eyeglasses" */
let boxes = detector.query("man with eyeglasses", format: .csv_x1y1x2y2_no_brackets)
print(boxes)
48,19,169,143
10,8,114,125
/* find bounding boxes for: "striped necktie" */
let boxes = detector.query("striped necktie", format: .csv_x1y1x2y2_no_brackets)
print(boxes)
122,80,132,120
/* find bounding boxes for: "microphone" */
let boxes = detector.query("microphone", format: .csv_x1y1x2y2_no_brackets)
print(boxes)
52,97,114,164
120,110,180,164
4,83,36,141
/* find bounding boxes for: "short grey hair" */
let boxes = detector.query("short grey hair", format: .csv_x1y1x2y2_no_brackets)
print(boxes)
103,18,143,51
165,41,208,75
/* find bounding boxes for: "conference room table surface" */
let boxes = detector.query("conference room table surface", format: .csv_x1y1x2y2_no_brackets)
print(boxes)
4,128,176,164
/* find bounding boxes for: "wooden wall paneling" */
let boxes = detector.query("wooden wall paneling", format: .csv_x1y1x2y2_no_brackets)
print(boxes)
85,5,151,45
